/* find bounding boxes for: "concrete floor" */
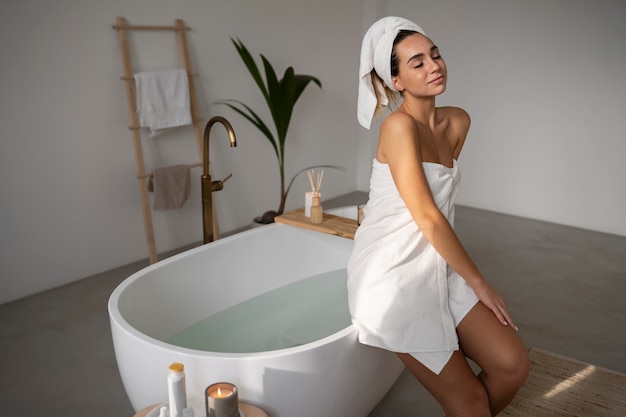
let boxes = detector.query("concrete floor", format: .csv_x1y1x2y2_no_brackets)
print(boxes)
1,193,625,417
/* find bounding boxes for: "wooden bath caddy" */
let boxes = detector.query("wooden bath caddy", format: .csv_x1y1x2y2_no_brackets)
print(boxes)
274,208,358,240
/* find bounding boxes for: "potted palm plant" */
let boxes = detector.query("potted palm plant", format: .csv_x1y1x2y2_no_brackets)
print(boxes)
218,38,342,224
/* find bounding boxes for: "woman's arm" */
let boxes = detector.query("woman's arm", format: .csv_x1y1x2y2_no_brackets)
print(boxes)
378,111,517,330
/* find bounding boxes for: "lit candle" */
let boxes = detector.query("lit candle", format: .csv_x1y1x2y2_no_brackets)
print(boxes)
215,387,232,397
205,382,238,417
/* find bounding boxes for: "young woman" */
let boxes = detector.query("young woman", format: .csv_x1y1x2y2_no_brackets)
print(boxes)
348,16,529,416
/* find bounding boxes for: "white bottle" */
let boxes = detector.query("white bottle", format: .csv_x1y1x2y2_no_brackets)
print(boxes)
168,363,187,417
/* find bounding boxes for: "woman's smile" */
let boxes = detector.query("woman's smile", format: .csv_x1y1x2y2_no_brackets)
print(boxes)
429,75,445,85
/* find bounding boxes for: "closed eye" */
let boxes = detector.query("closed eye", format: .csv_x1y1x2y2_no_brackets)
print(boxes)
432,46,442,60
408,46,441,68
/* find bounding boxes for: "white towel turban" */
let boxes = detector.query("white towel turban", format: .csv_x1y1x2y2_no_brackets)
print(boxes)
357,16,426,129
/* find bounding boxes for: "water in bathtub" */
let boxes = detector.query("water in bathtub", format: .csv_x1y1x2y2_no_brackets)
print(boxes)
167,269,351,352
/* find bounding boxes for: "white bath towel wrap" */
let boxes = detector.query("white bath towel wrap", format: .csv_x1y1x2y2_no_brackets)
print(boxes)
357,16,426,129
133,69,192,137
347,159,479,375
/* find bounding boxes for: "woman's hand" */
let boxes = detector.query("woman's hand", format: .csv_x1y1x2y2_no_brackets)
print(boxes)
471,280,519,331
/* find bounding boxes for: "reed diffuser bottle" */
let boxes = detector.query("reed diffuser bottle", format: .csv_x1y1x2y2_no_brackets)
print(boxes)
310,194,323,224
307,169,324,224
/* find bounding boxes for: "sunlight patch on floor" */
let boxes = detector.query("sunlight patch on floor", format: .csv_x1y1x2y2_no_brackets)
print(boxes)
543,365,596,399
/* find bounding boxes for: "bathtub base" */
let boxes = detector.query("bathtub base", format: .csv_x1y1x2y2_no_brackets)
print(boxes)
112,323,404,417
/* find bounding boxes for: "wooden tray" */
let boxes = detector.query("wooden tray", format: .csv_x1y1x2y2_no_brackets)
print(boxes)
135,402,267,417
274,208,357,240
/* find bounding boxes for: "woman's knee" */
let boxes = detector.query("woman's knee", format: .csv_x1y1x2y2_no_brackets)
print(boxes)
511,346,530,385
491,342,529,386
459,303,529,387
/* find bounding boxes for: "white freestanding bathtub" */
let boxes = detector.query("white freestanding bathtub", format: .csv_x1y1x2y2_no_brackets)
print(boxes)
108,208,403,417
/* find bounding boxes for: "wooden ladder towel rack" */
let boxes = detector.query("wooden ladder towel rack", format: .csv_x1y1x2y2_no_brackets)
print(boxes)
113,17,214,264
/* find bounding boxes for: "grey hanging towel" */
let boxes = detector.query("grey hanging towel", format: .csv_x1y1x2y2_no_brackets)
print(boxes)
148,164,191,210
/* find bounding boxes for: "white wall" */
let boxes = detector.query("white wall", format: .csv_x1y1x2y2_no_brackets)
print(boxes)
357,0,626,237
0,0,364,303
2,0,625,304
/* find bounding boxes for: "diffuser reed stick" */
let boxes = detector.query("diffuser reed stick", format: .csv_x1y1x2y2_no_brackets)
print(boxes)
307,169,324,197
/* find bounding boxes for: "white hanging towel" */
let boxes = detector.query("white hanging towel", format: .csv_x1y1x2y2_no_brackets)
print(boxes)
133,69,192,136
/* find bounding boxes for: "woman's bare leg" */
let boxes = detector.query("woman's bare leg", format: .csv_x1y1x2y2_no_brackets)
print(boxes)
397,350,491,417
397,302,528,416
456,302,529,414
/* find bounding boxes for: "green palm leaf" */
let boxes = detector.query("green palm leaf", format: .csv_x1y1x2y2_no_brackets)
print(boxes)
217,38,324,217
260,55,285,145
216,100,278,159
278,67,297,145
294,74,322,102
231,38,269,102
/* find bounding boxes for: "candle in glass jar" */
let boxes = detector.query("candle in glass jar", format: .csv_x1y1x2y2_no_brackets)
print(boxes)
205,382,238,417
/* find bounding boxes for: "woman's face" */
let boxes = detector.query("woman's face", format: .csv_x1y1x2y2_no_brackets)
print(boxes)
391,33,447,98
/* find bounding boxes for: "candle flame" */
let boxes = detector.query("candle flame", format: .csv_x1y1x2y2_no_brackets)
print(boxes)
209,385,233,399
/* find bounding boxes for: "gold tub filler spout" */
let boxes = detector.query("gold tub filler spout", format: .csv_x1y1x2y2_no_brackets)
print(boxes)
202,116,237,244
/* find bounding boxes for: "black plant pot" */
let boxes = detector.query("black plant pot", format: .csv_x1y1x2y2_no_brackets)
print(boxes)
253,210,279,225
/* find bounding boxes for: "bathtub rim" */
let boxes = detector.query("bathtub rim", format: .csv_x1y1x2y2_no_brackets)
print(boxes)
108,221,358,360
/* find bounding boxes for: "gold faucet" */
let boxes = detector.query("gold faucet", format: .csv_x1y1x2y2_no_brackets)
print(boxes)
202,116,237,244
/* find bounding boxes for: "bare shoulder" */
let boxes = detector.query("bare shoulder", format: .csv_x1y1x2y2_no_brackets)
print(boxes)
381,111,418,134
438,106,471,158
377,111,420,163
380,111,420,146
438,106,471,130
